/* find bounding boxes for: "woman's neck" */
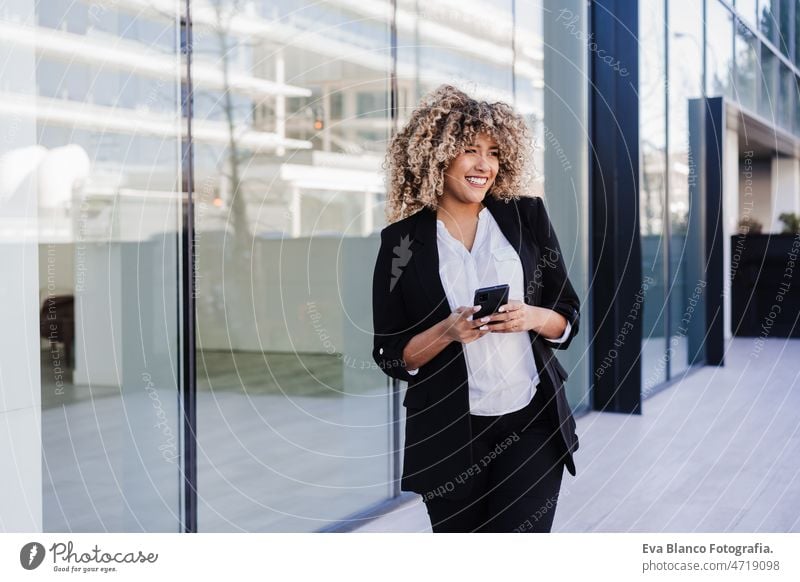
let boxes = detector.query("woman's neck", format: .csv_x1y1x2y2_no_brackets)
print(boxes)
436,196,484,224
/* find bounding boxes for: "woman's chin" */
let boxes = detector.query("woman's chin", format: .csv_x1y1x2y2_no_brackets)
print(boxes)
459,189,487,204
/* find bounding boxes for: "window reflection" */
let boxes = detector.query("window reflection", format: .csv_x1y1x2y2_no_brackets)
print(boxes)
1,1,183,531
667,0,702,377
640,0,668,390
737,0,758,26
706,1,734,98
759,0,778,43
191,0,393,532
735,18,760,112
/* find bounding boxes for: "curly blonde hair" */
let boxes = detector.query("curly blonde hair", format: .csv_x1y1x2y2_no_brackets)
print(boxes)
383,84,535,223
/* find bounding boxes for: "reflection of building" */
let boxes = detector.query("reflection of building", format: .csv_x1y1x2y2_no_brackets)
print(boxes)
3,0,796,534
597,0,800,413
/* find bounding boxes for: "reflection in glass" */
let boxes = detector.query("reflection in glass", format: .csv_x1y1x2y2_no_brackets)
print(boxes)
779,63,797,130
706,0,735,98
668,0,703,377
736,0,758,26
779,0,792,56
760,47,779,120
795,0,800,66
735,19,760,112
396,0,514,120
640,0,668,391
759,0,778,43
1,2,183,530
193,0,393,531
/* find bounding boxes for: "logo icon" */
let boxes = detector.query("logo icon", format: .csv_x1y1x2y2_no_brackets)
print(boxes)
20,542,46,570
390,234,412,292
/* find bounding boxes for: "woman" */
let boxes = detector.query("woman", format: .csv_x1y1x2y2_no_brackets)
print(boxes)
372,85,580,533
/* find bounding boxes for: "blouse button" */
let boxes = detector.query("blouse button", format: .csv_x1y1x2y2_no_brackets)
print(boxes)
379,348,384,355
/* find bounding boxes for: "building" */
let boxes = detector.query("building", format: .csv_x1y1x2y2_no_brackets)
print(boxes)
0,0,796,532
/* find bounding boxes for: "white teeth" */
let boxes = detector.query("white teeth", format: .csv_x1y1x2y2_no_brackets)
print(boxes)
466,177,487,185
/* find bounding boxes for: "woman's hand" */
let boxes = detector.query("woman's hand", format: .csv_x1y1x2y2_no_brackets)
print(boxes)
489,299,567,339
441,305,493,344
488,300,569,339
485,300,534,333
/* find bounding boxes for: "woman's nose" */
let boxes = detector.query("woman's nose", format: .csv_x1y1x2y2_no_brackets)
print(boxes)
474,155,490,172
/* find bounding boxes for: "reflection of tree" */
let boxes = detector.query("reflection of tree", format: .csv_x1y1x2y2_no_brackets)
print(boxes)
759,3,778,47
208,0,253,265
641,140,666,236
734,20,758,109
670,209,688,235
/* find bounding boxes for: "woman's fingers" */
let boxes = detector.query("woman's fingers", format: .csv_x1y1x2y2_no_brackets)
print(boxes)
488,311,523,332
498,299,523,313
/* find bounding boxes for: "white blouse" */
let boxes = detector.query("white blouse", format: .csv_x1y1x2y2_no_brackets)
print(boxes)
409,207,570,416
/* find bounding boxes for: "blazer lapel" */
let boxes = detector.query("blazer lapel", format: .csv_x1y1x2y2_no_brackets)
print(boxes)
410,206,451,318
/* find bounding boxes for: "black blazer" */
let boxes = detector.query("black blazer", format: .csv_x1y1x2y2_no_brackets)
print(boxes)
371,194,581,500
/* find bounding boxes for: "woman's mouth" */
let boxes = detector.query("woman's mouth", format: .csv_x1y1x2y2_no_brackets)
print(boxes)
465,176,488,188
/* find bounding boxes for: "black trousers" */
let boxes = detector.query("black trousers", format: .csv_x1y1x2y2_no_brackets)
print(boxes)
423,389,568,533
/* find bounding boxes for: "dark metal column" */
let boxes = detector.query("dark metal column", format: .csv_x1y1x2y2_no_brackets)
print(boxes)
180,6,198,533
703,97,726,366
590,0,643,414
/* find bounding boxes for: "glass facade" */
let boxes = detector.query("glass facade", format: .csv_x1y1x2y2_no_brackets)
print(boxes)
2,0,588,531
640,0,800,390
1,0,183,530
639,0,668,391
14,0,799,534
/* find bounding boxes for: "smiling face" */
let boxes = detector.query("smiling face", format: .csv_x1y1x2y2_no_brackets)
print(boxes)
441,132,500,206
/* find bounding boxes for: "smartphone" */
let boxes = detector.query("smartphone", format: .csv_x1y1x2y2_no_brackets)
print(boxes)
472,284,510,321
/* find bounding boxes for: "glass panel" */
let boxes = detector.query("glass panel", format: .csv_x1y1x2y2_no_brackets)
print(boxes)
779,0,793,56
795,72,800,134
735,18,761,111
668,0,703,377
515,2,545,199
536,0,589,411
795,0,800,65
760,46,779,120
1,0,183,530
194,0,393,531
779,63,797,129
640,0,668,392
760,0,779,43
396,0,514,113
737,0,759,26
707,0,735,97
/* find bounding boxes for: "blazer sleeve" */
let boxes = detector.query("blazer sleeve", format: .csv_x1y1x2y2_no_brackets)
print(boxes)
532,196,581,350
371,228,418,382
